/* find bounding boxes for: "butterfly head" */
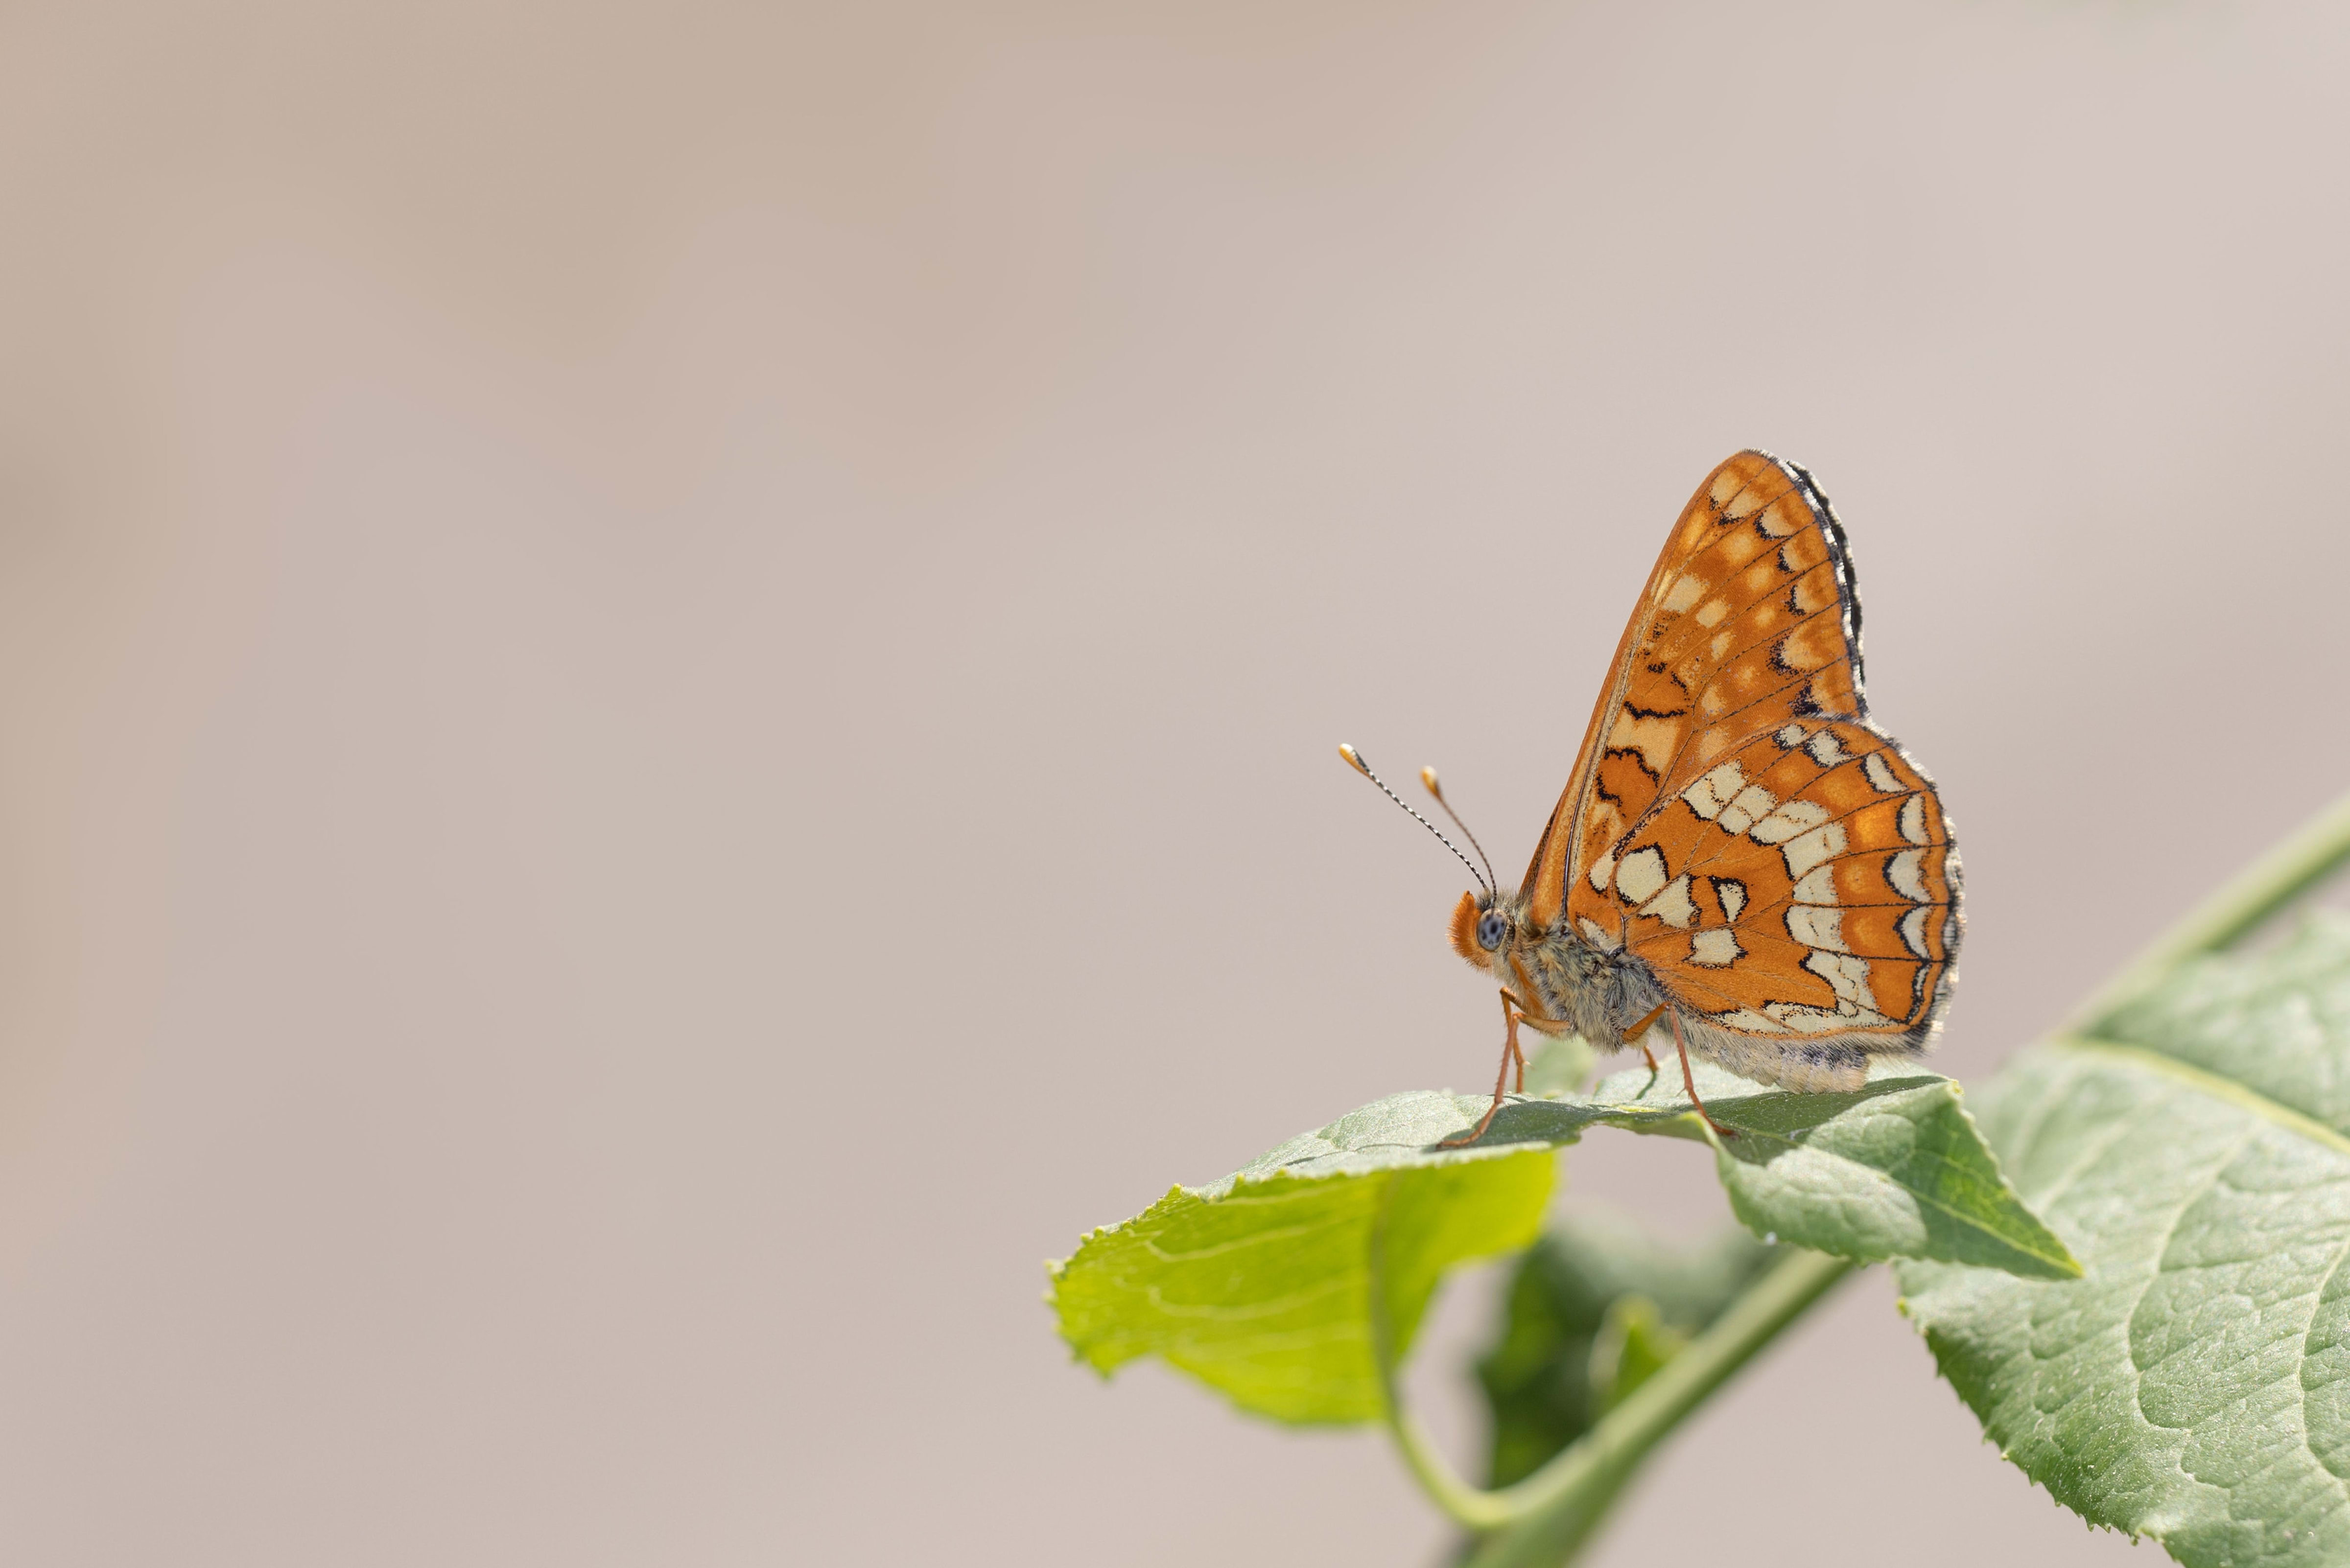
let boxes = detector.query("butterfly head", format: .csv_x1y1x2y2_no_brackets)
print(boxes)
1449,888,1525,972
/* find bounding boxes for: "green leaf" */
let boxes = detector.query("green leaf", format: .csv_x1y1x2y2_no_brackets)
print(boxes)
1655,1062,2083,1280
1522,1032,1598,1098
1546,1059,2078,1278
1896,913,2350,1568
1052,1055,2068,1424
1050,1147,1554,1424
1477,1212,1771,1485
1591,1295,1683,1414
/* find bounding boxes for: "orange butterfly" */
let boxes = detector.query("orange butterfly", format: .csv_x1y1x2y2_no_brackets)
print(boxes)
1343,451,1961,1143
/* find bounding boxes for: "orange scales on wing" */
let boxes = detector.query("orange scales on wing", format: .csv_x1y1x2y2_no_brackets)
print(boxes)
1339,450,1959,1147
1538,453,1956,1055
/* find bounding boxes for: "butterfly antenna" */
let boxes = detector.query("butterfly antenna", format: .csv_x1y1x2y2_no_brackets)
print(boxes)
1338,744,1491,894
1419,766,1497,893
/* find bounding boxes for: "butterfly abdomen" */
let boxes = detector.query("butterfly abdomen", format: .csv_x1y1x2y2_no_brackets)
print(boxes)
1677,1022,1879,1094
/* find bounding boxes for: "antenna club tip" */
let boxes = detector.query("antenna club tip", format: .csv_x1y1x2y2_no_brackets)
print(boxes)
1338,743,1368,774
1420,765,1441,796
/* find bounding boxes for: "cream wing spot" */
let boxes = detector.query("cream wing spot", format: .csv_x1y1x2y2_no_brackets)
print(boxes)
1712,877,1747,922
1615,846,1669,905
1899,905,1933,959
1716,529,1768,570
1694,597,1732,627
1681,762,1747,821
1588,847,1617,894
1718,783,1779,836
1863,752,1904,794
1578,917,1617,949
1805,730,1848,767
1757,494,1805,538
1748,797,1831,845
1775,724,1808,749
1781,820,1849,880
1797,951,1885,1022
1608,709,1683,774
1792,865,1837,905
1786,905,1848,952
1642,874,1698,930
1764,1005,1847,1035
1887,848,1928,901
1900,795,1932,845
1690,929,1742,967
1660,575,1707,613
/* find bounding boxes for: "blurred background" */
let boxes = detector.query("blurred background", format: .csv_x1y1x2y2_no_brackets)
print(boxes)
4,0,2348,1562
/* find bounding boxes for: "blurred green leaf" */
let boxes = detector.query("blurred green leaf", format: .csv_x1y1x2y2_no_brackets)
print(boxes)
1477,1212,1770,1486
1898,913,2350,1567
1593,1295,1686,1412
1523,1033,1598,1099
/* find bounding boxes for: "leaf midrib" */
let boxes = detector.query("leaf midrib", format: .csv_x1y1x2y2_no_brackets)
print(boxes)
2051,1035,2350,1159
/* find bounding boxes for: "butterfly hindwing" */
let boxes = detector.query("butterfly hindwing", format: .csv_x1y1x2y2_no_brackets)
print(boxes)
1590,717,1959,1045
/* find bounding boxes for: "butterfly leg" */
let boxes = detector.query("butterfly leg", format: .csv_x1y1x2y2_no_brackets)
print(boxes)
1439,999,1526,1148
1667,1008,1736,1141
1622,1003,1668,1073
1504,993,1528,1093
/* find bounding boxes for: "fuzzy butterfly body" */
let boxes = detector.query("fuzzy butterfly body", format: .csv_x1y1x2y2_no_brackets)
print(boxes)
1435,451,1961,1123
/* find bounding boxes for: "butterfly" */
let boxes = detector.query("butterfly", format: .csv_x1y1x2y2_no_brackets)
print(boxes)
1342,451,1961,1143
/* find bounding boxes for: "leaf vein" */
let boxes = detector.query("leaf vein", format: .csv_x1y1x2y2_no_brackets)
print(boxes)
2120,1125,2261,1432
2052,1036,2350,1157
2302,1232,2350,1496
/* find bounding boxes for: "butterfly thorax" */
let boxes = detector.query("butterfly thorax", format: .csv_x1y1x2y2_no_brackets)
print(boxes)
1452,888,1667,1047
1517,920,1669,1045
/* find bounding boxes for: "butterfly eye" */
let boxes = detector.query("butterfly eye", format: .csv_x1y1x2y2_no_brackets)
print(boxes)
1476,911,1507,951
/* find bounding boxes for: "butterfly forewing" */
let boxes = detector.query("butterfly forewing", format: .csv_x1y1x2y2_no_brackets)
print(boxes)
1524,452,1867,931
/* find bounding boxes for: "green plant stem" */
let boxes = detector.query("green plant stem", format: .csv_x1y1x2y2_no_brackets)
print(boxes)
1383,1404,1519,1532
2067,788,2350,1032
1376,1247,1854,1553
1374,789,2350,1566
1369,1174,1523,1532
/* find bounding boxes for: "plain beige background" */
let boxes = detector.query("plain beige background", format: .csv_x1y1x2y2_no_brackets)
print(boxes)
4,0,2349,1563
